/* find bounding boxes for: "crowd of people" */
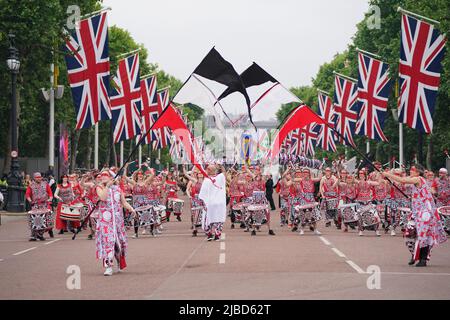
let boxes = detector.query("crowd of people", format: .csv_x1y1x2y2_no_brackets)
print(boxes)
19,159,450,275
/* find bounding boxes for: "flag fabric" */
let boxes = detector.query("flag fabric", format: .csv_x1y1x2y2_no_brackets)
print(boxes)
301,123,318,157
316,92,337,152
64,12,111,129
110,54,142,143
269,105,327,161
139,75,158,145
333,75,360,147
398,13,447,134
154,88,172,149
355,52,392,141
289,128,304,156
152,103,213,181
217,62,300,125
173,47,251,129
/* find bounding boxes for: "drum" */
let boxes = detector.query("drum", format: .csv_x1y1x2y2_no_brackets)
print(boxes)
437,206,450,234
154,205,167,223
60,203,87,221
295,202,321,226
339,203,359,224
358,204,380,229
252,191,266,204
28,209,51,231
231,203,244,223
325,198,339,210
135,205,155,227
247,204,268,226
170,199,184,214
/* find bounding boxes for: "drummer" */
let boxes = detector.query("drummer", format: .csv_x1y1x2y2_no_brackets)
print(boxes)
278,171,292,227
122,163,155,238
319,167,339,228
355,169,381,237
80,172,102,240
25,172,54,241
54,174,77,234
431,168,450,207
164,169,181,222
296,168,322,235
185,167,205,236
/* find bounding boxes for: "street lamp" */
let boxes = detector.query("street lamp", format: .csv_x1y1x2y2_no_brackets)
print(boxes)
6,33,25,212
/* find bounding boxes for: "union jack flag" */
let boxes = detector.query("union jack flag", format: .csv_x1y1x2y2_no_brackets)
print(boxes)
316,92,336,152
301,123,318,157
333,75,360,147
139,75,158,145
355,52,392,141
289,128,304,156
398,13,447,134
154,88,172,149
110,54,142,143
64,12,111,129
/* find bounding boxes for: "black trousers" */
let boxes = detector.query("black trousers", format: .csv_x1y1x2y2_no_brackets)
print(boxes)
266,194,276,210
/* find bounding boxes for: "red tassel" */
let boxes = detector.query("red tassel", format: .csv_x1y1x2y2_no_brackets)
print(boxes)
120,255,127,270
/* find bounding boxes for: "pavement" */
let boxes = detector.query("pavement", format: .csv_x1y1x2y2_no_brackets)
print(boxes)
1,194,450,300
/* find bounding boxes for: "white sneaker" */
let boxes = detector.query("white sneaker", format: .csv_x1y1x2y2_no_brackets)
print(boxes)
155,228,162,234
104,267,113,276
132,233,138,239
359,231,364,237
142,229,146,235
390,229,396,236
299,229,304,235
376,230,381,237
314,229,321,235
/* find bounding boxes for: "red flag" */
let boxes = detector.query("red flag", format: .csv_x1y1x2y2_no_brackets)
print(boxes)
152,103,213,181
270,105,326,161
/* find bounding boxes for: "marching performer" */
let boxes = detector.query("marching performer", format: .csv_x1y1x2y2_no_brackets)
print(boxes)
25,172,54,241
185,168,205,236
199,164,227,241
278,171,292,227
81,173,102,240
319,167,339,228
295,168,322,235
383,166,447,267
54,174,77,234
355,169,381,236
431,168,450,207
95,170,136,276
164,170,181,222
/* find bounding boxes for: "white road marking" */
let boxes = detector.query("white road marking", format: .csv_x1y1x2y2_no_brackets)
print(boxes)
44,239,61,245
0,259,4,262
221,233,226,240
319,236,331,246
220,242,226,251
331,247,347,258
219,253,226,264
13,247,37,256
346,260,366,274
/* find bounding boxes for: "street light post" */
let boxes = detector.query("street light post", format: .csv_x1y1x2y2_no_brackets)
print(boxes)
6,33,25,212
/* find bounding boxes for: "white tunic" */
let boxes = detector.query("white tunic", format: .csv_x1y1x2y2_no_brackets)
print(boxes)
199,173,226,229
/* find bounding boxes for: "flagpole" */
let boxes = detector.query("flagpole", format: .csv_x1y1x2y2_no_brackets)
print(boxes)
79,7,111,20
94,123,99,170
115,48,142,60
355,47,382,60
138,145,142,167
120,141,124,167
397,7,440,25
366,140,370,154
333,71,357,83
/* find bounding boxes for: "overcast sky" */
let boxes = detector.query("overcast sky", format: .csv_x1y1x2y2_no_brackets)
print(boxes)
103,0,370,88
